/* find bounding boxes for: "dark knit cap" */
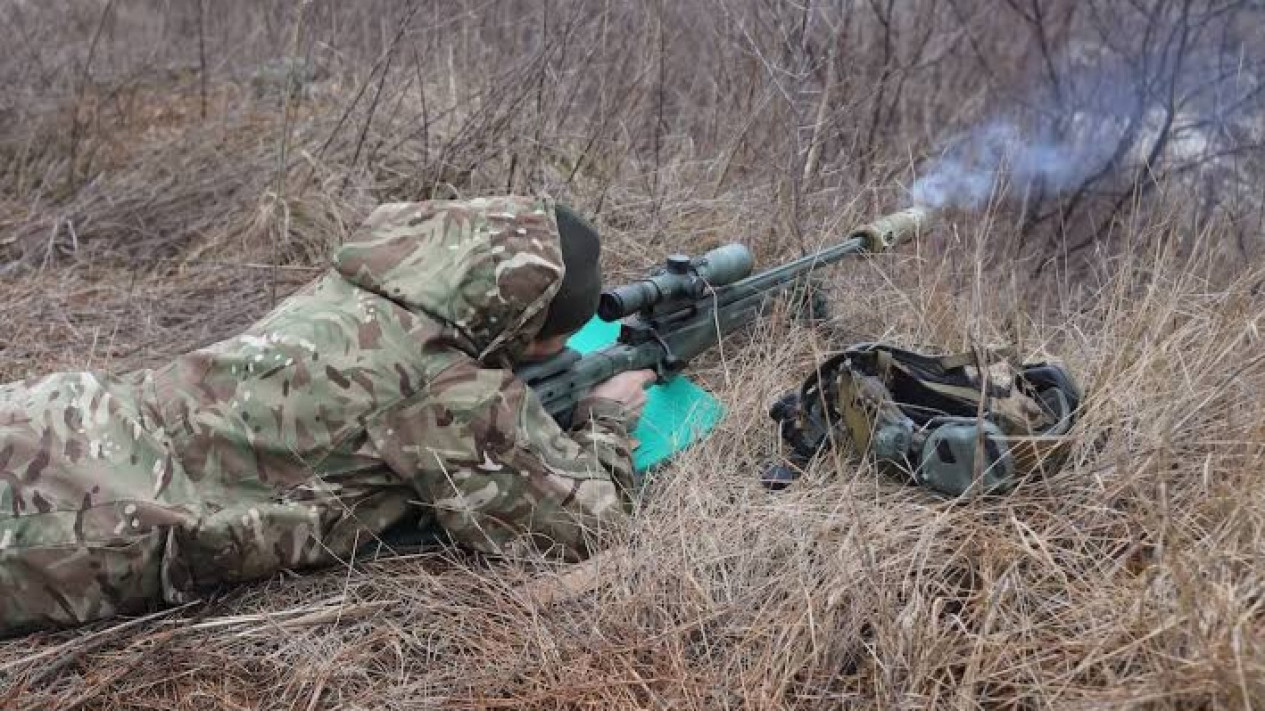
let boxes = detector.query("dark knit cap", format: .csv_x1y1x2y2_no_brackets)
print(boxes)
538,204,602,338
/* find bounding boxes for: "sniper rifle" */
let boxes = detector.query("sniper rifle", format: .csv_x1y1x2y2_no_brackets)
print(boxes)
517,207,932,425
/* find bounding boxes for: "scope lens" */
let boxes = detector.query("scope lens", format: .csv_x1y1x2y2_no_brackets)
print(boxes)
597,291,627,321
596,282,643,320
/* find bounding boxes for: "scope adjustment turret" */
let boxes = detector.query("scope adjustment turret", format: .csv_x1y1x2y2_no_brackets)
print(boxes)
666,255,692,274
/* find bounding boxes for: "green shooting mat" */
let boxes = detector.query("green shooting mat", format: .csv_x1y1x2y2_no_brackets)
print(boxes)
567,317,724,472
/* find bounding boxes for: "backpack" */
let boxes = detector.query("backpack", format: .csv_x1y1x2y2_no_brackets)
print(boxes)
765,343,1082,497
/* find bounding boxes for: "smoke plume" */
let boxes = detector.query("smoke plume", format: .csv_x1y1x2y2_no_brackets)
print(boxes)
910,118,1119,210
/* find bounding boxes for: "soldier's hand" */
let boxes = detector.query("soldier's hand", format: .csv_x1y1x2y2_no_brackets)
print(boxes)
589,370,657,419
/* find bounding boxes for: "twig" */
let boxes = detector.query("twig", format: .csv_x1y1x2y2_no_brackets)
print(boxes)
341,0,421,193
197,0,208,120
149,257,324,272
0,602,199,678
801,45,835,187
271,0,315,307
516,548,626,609
66,0,116,192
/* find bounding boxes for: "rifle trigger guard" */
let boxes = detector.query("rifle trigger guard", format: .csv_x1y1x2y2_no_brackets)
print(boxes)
649,327,684,380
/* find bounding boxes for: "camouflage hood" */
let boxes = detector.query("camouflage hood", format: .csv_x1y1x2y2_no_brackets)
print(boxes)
332,196,566,362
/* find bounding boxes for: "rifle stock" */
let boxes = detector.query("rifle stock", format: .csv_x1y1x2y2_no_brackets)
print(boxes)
516,207,930,422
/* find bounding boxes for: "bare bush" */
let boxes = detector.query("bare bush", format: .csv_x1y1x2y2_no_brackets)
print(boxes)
3,0,1262,271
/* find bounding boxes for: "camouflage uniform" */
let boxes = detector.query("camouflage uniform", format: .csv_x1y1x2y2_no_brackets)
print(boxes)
0,196,636,636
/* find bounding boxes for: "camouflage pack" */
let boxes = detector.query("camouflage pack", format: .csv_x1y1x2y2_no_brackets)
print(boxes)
767,343,1083,496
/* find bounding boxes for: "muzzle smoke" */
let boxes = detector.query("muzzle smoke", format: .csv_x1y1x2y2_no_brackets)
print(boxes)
910,119,1113,210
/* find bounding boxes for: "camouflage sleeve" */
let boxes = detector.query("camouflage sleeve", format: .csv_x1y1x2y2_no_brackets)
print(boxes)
366,360,636,561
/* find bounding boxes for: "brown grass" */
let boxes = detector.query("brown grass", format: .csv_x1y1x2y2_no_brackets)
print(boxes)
2,1,1264,709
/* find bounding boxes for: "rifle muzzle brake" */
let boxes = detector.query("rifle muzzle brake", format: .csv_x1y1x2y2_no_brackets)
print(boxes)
850,206,931,252
599,243,754,321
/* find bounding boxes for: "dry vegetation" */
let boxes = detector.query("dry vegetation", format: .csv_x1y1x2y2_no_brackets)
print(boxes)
2,0,1264,708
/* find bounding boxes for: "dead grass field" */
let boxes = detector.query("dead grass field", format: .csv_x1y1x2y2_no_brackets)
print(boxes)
2,1,1264,708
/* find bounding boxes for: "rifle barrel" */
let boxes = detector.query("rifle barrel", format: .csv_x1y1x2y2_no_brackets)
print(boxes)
705,206,928,311
710,236,866,309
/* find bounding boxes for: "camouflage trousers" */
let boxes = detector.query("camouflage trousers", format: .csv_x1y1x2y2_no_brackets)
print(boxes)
0,371,415,637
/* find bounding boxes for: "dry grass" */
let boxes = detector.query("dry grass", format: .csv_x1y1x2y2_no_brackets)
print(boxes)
2,1,1265,709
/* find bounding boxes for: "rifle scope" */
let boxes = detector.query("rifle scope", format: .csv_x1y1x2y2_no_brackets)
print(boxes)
598,243,754,321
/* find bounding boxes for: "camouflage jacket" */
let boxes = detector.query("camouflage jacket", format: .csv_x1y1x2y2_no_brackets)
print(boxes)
0,196,636,635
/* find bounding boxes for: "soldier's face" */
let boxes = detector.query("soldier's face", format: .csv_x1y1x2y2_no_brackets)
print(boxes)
519,332,574,363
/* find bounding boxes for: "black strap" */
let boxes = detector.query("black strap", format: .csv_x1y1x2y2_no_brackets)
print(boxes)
798,351,853,418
